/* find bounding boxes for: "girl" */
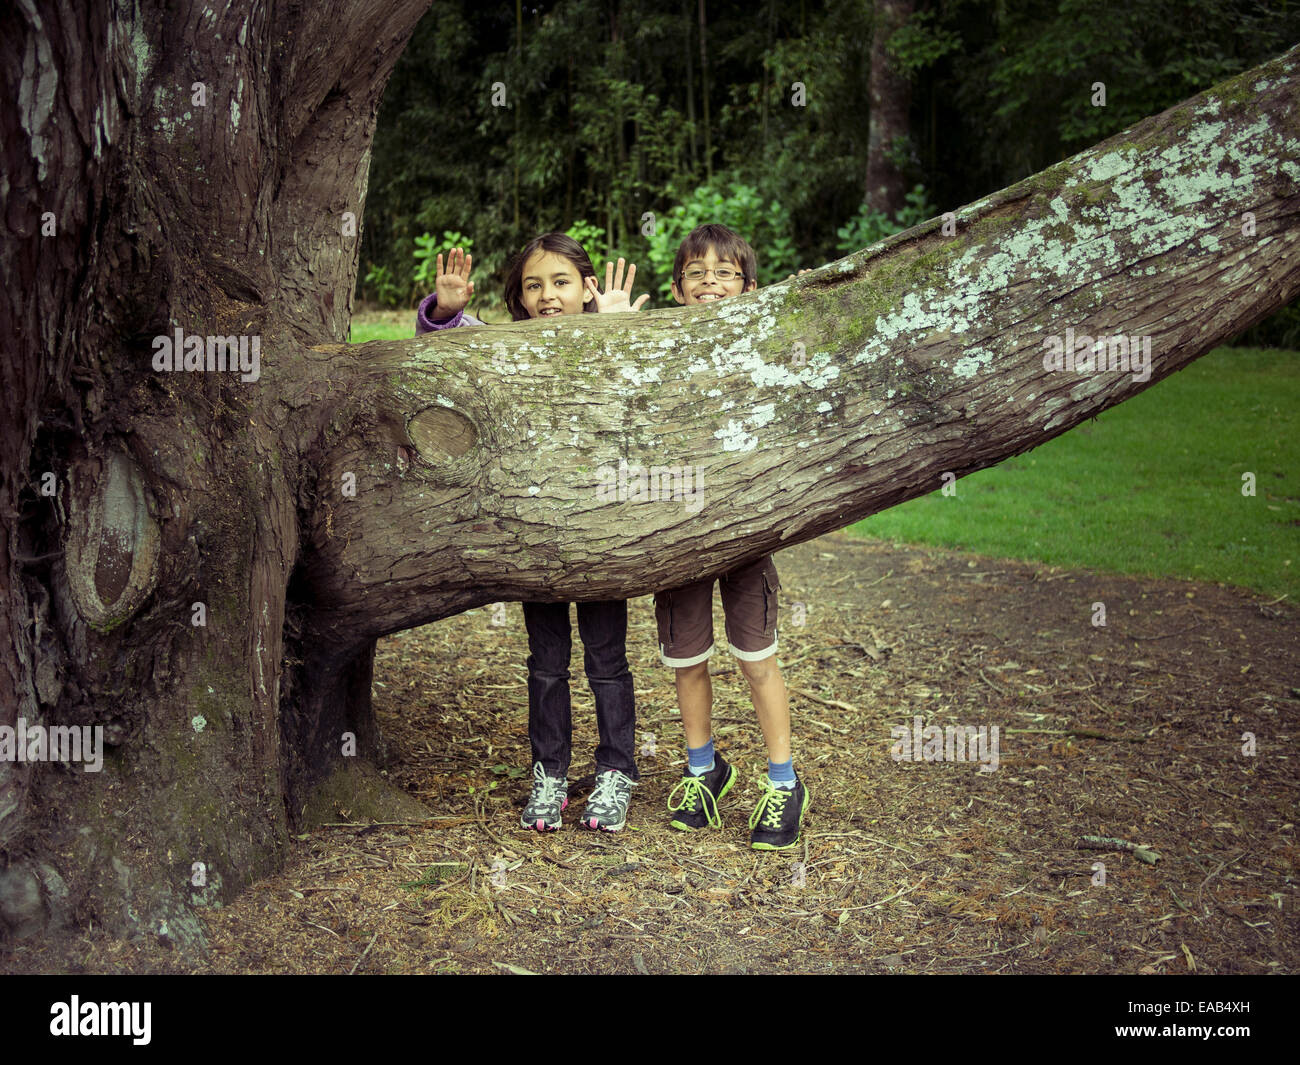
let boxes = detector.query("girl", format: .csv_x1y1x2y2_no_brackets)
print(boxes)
416,234,648,832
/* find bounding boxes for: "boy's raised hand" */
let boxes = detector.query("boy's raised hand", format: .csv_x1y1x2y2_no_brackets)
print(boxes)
431,247,474,319
587,258,649,313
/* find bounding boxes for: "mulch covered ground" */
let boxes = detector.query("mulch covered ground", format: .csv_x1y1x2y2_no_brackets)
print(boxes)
4,532,1297,973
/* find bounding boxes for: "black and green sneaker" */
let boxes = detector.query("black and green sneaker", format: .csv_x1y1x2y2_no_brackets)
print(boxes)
749,774,810,850
666,754,737,830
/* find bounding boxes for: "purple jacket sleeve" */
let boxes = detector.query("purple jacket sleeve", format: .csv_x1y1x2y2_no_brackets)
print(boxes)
416,292,485,334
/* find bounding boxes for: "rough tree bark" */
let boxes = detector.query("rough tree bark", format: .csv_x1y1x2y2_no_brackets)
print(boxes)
866,0,914,216
0,0,432,946
1,1,1297,949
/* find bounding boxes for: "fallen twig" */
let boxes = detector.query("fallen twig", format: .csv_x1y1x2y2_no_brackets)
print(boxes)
1125,628,1202,641
302,918,343,938
318,818,471,828
833,879,926,912
348,930,380,975
1005,728,1147,742
492,961,538,975
1077,835,1160,864
788,686,859,718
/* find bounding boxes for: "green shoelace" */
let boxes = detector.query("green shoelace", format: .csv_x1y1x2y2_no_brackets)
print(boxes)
667,774,723,828
749,778,792,832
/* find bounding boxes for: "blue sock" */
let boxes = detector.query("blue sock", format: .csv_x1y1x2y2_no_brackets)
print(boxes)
768,757,796,788
688,739,715,776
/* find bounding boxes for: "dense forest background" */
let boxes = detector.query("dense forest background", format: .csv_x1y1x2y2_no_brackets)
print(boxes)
359,0,1300,342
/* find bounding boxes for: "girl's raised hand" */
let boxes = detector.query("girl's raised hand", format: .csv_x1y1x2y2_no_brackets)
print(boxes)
433,247,474,318
586,258,649,313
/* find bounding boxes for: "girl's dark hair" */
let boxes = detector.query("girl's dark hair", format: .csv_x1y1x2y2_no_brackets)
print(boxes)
503,232,599,321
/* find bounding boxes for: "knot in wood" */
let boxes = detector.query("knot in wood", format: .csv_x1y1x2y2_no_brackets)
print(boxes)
407,406,476,462
65,451,161,633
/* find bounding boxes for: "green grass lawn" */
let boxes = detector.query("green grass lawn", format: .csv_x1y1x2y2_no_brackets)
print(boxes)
348,305,510,342
349,304,1298,601
349,309,418,342
850,347,1299,600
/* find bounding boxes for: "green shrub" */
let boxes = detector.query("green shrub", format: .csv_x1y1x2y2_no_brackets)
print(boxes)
565,219,606,257
836,185,937,255
643,183,799,298
1231,300,1300,349
362,263,403,308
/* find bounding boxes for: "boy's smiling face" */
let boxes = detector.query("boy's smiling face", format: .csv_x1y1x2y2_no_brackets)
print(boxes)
672,246,756,305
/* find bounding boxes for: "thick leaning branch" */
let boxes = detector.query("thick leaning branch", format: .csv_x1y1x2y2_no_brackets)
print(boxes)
298,49,1300,646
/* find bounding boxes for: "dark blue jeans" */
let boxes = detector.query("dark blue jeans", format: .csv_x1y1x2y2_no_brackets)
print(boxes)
522,600,638,780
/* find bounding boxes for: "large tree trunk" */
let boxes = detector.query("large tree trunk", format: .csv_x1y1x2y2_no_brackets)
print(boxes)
1,0,1297,949
0,0,431,947
866,0,914,216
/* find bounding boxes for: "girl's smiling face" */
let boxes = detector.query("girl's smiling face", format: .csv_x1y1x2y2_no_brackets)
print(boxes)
520,251,594,317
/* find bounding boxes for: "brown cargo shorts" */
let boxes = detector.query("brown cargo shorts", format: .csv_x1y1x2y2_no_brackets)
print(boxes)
653,554,780,667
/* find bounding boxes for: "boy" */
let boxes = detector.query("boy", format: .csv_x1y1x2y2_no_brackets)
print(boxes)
657,224,810,850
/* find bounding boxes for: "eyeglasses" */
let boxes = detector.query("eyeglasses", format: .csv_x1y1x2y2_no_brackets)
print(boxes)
681,267,743,282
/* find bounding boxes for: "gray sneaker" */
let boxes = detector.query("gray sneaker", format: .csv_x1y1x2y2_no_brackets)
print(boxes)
581,769,636,832
521,762,568,831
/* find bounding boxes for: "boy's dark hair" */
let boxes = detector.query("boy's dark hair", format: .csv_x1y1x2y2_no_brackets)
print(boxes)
673,223,758,288
504,232,599,321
